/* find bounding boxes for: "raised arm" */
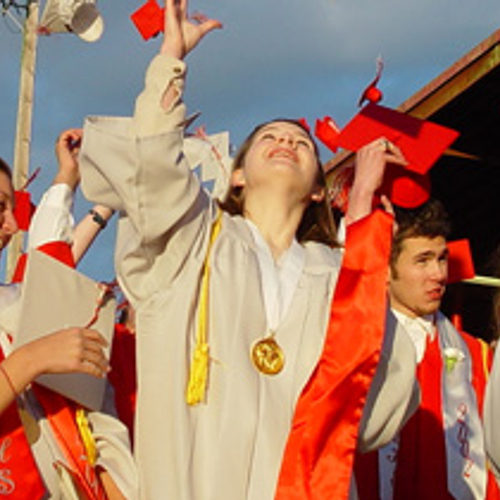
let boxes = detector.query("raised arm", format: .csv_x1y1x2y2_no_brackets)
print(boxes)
28,128,114,265
159,0,222,109
346,138,407,224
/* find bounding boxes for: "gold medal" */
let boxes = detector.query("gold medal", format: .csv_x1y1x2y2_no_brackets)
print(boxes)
250,337,285,375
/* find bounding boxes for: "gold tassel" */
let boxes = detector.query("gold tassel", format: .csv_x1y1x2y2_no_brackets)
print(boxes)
186,342,210,405
185,209,222,405
76,408,97,466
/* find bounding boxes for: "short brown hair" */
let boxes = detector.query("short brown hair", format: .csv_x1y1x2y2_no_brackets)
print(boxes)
390,198,451,270
218,119,339,247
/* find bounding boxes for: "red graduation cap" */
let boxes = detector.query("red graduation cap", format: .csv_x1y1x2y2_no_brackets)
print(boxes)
131,0,164,41
315,116,340,153
380,165,431,209
13,166,41,231
14,191,36,231
336,103,460,175
328,162,431,211
446,239,475,284
297,117,310,132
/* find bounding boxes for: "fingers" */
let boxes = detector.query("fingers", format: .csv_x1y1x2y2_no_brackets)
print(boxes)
374,137,408,166
197,17,223,37
77,328,110,378
179,0,187,18
56,129,83,154
380,195,399,235
161,0,222,59
48,327,109,379
380,195,395,216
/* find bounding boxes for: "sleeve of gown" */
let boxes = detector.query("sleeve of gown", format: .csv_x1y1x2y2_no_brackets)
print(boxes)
88,382,139,500
27,183,75,249
89,414,140,500
80,53,210,245
357,310,420,452
79,54,214,299
484,342,500,481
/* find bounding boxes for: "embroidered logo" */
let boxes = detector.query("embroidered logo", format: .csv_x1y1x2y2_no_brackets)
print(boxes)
456,403,474,478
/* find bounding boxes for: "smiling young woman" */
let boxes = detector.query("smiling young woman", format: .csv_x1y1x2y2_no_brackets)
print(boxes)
78,1,417,499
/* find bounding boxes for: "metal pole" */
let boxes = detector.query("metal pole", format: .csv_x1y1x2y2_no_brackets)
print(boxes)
6,0,39,281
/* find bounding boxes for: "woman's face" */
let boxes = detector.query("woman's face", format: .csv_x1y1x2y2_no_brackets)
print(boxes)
234,121,321,199
0,171,18,252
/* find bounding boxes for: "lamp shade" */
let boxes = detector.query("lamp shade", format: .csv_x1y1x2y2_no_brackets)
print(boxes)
40,0,104,42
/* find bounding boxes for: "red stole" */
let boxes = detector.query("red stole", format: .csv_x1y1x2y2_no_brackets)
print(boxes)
0,397,45,498
109,323,137,445
392,335,453,500
274,210,393,500
355,332,500,500
33,385,107,500
0,359,106,499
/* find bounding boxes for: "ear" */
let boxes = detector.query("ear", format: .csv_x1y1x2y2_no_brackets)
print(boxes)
231,168,246,188
310,187,325,203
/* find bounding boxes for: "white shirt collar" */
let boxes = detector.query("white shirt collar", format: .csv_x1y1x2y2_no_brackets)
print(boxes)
392,309,436,363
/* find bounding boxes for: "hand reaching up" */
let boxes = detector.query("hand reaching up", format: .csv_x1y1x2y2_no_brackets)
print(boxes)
54,128,84,191
346,137,408,224
160,0,222,60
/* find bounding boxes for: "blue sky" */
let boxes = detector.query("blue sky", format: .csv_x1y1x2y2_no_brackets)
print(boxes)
1,0,499,281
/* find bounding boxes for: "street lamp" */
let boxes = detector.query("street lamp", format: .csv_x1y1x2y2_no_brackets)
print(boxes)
0,0,103,280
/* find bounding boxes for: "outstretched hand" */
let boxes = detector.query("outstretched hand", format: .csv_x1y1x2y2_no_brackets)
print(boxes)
346,137,408,224
54,128,84,191
160,0,222,60
353,137,407,196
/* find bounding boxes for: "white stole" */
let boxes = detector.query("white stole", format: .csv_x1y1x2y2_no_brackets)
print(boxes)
378,312,487,500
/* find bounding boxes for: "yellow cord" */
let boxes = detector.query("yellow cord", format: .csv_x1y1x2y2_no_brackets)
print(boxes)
76,408,97,466
186,209,222,405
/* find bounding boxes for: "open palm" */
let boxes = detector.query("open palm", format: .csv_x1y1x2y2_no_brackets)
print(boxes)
161,0,222,60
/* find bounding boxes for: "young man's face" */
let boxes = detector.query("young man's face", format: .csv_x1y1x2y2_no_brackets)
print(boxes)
389,236,448,318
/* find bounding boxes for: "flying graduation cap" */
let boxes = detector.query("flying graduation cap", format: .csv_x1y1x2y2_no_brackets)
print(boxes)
337,103,460,176
314,56,460,209
131,0,164,40
39,0,104,42
446,239,476,284
335,103,460,208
